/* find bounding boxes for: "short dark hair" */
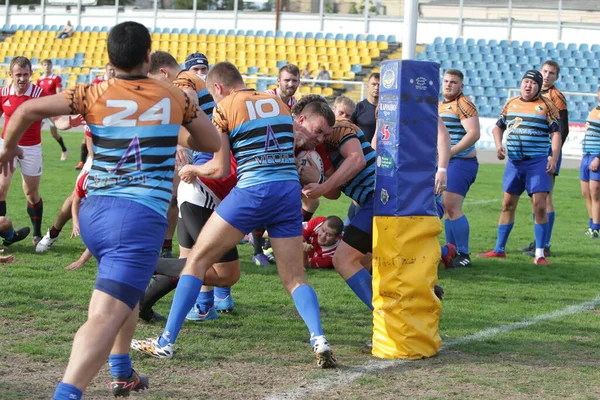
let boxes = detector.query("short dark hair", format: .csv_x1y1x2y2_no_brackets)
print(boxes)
291,94,335,127
41,59,52,67
325,216,344,236
444,69,464,81
542,60,561,78
9,56,32,73
368,72,380,81
107,21,151,72
279,64,300,78
149,51,180,75
206,61,244,88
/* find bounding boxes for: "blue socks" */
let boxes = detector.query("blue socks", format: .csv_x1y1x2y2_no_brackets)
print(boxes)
108,354,132,378
214,286,231,299
493,223,514,254
53,382,82,400
449,215,470,254
0,227,13,241
158,274,203,347
346,268,374,310
545,211,555,247
444,218,456,245
291,285,324,345
196,289,214,312
534,222,548,249
590,218,593,230
592,222,600,231
441,245,449,260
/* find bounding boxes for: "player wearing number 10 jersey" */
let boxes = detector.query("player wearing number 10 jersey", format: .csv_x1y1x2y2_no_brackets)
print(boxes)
0,21,221,399
132,61,337,369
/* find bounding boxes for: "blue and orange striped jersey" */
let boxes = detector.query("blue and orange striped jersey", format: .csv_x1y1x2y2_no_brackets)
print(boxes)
496,96,560,160
325,119,375,206
583,106,600,155
438,93,479,158
173,70,215,119
172,70,217,165
212,89,297,187
62,76,198,217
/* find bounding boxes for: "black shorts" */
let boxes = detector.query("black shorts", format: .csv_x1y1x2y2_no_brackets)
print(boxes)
178,201,239,263
342,224,372,255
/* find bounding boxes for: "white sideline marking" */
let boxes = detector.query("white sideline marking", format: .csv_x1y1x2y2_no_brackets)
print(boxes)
464,199,500,205
265,296,600,400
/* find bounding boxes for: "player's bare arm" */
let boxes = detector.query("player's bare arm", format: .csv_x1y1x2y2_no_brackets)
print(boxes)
302,138,365,199
492,125,506,160
451,116,481,157
180,130,230,181
436,116,451,194
179,96,220,153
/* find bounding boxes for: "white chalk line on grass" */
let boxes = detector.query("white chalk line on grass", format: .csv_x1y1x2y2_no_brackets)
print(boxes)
265,295,600,400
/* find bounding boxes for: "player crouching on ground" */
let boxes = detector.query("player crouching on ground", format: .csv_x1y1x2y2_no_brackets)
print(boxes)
302,215,343,269
478,70,561,265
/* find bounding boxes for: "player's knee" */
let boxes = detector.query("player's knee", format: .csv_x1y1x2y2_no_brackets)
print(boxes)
445,204,462,220
501,200,516,213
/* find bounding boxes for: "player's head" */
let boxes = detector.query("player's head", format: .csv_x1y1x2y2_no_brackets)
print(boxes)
333,96,355,121
290,94,335,150
206,61,245,103
105,63,116,79
148,51,180,82
367,72,380,101
41,59,52,74
9,56,32,91
107,21,152,74
185,53,209,77
521,70,543,100
540,60,560,90
442,69,464,100
317,216,344,247
277,64,300,98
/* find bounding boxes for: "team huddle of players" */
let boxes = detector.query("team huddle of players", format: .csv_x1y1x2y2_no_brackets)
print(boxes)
0,20,599,399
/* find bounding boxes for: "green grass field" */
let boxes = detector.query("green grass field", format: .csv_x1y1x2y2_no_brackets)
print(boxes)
0,133,599,399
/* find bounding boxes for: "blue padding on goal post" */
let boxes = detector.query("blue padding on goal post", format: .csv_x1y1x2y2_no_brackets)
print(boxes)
374,59,440,217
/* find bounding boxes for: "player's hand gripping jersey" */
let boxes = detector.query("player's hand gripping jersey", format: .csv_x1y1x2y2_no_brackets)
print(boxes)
212,89,297,187
497,96,560,160
325,119,376,205
62,77,198,216
438,93,479,158
0,83,45,146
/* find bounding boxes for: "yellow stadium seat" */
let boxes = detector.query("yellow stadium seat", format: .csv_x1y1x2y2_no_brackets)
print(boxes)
350,55,360,64
318,55,328,63
331,70,343,80
285,45,296,54
308,61,319,71
179,33,188,42
14,31,23,38
226,50,236,59
238,65,248,74
285,37,294,46
339,55,350,64
358,48,369,56
299,86,311,94
90,32,99,38
276,45,286,54
160,33,169,41
338,47,348,56
296,54,307,64
22,31,31,37
245,44,255,54
256,44,266,53
188,43,198,53
49,51,58,58
266,59,276,68
99,32,108,39
255,36,264,44
322,87,333,97
357,41,367,49
369,48,380,58
264,37,274,45
311,86,322,95
197,43,207,52
305,38,314,46
207,42,216,51
235,35,245,44
275,37,284,45
31,31,40,38
315,38,325,47
226,35,235,43
246,58,256,67
348,48,358,56
344,71,355,80
225,42,235,51
346,40,356,48
316,47,326,55
206,34,215,42
378,41,389,50
188,33,198,42
256,59,266,68
336,40,346,48
367,41,377,49
360,56,371,65
216,35,226,43
81,32,90,40
160,43,169,51
269,67,279,75
295,38,305,46
237,52,246,61
325,39,335,47
287,54,297,63
40,31,49,38
170,33,179,41
295,46,305,54
245,36,255,45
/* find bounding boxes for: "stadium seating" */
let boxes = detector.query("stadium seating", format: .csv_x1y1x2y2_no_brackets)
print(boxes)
418,37,599,121
0,25,398,99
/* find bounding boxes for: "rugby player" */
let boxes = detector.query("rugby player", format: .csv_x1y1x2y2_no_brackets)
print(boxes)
478,70,561,265
132,62,337,368
438,69,481,267
0,21,219,399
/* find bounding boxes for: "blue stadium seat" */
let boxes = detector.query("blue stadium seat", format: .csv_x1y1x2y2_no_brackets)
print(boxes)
455,37,464,46
444,37,453,45
49,24,58,31
335,33,344,40
488,97,500,107
488,63,499,73
433,37,443,44
491,46,503,56
520,40,531,48
92,26,100,32
567,43,577,51
476,39,486,47
366,34,375,41
477,96,489,106
566,82,578,92
488,39,498,47
473,86,484,96
33,24,42,31
532,41,542,49
247,66,259,74
564,58,576,68
484,87,496,97
255,30,264,37
286,31,295,38
556,42,566,50
465,38,475,46
344,33,354,41
208,29,217,35
31,57,39,64
548,49,559,58
582,51,595,60
544,42,554,50
480,104,492,116
471,53,482,62
579,43,589,52
83,26,91,32
101,26,109,32
356,34,365,41
315,32,324,39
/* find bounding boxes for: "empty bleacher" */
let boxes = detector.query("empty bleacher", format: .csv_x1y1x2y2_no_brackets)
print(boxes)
417,37,600,122
0,24,398,100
